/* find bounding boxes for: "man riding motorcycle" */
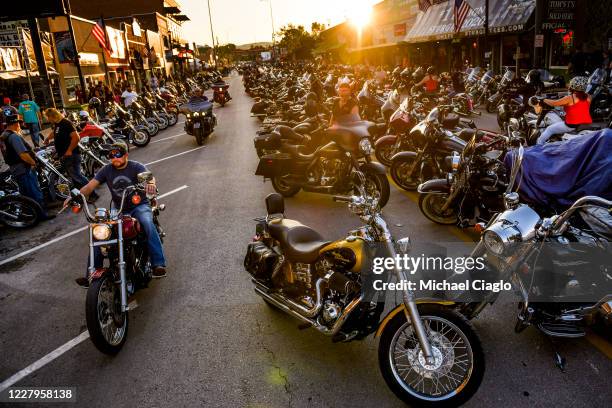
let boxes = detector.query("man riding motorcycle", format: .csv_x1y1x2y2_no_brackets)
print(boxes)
65,141,167,286
537,76,593,144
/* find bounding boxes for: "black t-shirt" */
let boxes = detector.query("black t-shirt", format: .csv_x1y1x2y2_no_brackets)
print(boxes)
94,161,149,211
332,97,358,117
53,118,79,157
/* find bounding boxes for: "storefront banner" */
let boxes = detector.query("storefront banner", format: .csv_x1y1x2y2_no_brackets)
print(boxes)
0,47,22,71
0,20,28,47
78,52,100,66
106,26,126,59
542,0,576,30
54,31,77,64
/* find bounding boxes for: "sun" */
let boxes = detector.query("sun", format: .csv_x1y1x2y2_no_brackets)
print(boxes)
348,3,372,29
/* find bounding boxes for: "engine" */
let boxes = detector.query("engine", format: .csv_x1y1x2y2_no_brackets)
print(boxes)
309,157,349,187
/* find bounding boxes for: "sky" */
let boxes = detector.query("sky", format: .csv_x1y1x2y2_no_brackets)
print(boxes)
179,0,380,46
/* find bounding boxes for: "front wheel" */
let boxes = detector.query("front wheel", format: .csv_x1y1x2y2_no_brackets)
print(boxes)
195,128,204,145
390,157,421,191
0,195,42,228
145,119,159,136
375,140,396,167
419,193,458,225
362,171,390,208
378,305,485,408
155,115,169,130
85,276,128,355
166,112,178,126
131,130,151,147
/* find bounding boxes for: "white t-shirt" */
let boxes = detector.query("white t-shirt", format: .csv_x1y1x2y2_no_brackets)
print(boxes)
121,91,138,107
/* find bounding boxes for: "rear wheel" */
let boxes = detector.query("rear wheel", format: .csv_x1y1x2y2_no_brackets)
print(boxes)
378,305,485,408
0,195,42,228
390,158,421,191
86,276,128,355
271,176,300,197
418,193,458,225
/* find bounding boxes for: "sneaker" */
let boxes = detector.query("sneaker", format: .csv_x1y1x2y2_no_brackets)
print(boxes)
152,266,167,278
75,277,89,288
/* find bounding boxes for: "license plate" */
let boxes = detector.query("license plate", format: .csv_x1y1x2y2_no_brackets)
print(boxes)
193,122,201,128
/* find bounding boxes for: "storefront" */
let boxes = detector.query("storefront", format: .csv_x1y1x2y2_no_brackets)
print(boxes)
146,30,166,80
124,20,150,91
404,0,536,72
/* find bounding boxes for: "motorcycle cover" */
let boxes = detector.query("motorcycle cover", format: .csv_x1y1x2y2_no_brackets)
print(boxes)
505,129,612,209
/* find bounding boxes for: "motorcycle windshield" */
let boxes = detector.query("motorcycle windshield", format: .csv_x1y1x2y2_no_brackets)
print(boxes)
481,71,494,84
426,107,439,123
183,99,213,113
588,68,604,85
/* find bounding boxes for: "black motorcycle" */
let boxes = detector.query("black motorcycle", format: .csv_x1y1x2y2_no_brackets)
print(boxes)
255,121,390,208
0,171,43,228
182,97,217,145
389,106,466,191
417,134,513,226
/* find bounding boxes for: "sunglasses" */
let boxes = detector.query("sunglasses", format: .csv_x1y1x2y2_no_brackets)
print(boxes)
107,150,125,159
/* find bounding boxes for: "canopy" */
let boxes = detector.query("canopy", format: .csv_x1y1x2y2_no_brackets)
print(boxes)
405,0,535,43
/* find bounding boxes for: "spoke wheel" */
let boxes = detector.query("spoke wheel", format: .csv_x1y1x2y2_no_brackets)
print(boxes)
375,141,395,167
390,158,421,191
419,193,458,225
86,276,128,355
0,195,42,228
379,305,485,407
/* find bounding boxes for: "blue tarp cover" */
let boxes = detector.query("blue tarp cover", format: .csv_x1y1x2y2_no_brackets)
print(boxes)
505,129,612,210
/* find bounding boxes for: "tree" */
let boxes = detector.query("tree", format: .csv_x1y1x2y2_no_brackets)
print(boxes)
277,23,324,60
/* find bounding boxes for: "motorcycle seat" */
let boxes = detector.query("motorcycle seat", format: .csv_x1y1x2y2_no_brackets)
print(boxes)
442,113,460,129
267,218,331,263
573,124,601,132
276,125,306,142
293,122,315,135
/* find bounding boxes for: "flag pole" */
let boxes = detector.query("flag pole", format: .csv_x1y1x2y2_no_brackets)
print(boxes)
100,15,111,85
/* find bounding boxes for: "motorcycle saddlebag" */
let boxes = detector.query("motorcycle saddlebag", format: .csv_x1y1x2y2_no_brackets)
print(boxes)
254,131,281,150
255,153,293,178
244,241,278,280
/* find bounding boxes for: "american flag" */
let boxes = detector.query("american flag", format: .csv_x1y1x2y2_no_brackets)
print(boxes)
418,0,432,12
454,0,472,32
92,19,110,54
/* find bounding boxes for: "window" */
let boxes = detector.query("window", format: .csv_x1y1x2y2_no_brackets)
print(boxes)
549,30,573,68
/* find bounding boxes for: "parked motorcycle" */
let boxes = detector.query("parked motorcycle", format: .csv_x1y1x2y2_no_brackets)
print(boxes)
67,171,166,354
244,182,485,407
0,171,43,228
255,121,390,208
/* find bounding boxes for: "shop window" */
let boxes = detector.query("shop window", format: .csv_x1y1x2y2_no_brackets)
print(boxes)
549,30,573,68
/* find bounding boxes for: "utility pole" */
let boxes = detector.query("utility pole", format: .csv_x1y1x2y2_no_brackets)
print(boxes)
268,0,275,60
207,0,217,68
533,0,544,68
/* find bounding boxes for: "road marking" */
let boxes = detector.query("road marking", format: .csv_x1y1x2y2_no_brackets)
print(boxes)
145,146,205,166
0,301,139,392
0,186,189,266
150,132,187,144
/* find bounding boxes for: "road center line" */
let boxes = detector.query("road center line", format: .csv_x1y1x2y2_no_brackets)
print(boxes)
0,301,139,392
150,132,187,144
145,146,205,166
0,185,189,267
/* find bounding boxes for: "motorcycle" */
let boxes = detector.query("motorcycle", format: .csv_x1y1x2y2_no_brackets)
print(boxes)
254,121,390,208
182,97,217,145
34,147,73,202
244,180,485,407
374,97,424,166
0,171,43,228
587,68,612,121
389,106,467,191
129,101,159,136
106,104,151,148
141,95,169,130
212,82,231,107
67,171,166,354
417,133,514,226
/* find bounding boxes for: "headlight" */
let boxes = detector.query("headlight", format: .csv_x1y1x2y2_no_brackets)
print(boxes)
483,230,505,255
359,138,372,155
193,112,200,117
483,221,522,256
92,224,112,241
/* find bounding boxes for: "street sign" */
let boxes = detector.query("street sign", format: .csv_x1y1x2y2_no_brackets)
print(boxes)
535,34,544,48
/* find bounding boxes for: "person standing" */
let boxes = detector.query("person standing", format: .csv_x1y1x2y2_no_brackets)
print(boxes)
18,94,43,148
43,108,99,202
121,85,139,107
0,113,53,220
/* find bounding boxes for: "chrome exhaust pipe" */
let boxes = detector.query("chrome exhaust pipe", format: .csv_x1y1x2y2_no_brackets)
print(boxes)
254,278,324,318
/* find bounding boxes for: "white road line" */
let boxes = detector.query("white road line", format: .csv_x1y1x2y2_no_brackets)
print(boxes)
145,146,205,166
150,132,187,144
0,301,139,392
0,186,189,266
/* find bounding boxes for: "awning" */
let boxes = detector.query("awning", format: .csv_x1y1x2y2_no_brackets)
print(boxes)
405,0,535,43
348,42,399,53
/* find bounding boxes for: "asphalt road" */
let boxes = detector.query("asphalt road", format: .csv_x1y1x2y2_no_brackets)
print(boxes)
0,74,610,408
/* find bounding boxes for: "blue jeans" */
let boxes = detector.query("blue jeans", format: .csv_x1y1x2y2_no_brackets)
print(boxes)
90,204,166,272
61,154,89,188
537,122,574,145
14,168,47,216
27,122,41,147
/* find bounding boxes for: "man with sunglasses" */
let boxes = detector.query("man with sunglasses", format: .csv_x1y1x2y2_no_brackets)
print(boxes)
67,141,167,287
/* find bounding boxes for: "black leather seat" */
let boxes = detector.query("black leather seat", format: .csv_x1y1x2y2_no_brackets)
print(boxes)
267,218,330,263
276,125,305,142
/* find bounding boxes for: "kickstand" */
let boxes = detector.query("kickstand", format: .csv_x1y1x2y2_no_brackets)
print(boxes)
547,336,566,372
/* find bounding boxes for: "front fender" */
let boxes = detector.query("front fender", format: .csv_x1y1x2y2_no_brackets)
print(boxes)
374,134,398,148
417,178,450,194
375,301,456,337
360,161,386,175
390,150,418,163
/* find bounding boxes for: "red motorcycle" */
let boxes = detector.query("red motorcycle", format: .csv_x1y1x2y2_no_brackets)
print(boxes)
212,83,231,107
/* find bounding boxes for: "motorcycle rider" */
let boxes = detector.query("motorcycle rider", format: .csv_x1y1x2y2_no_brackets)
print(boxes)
415,66,440,93
67,141,167,287
0,113,54,220
330,82,360,126
537,76,592,144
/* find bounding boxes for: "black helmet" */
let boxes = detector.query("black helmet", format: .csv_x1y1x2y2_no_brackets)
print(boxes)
4,113,20,125
88,97,101,108
426,66,435,74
